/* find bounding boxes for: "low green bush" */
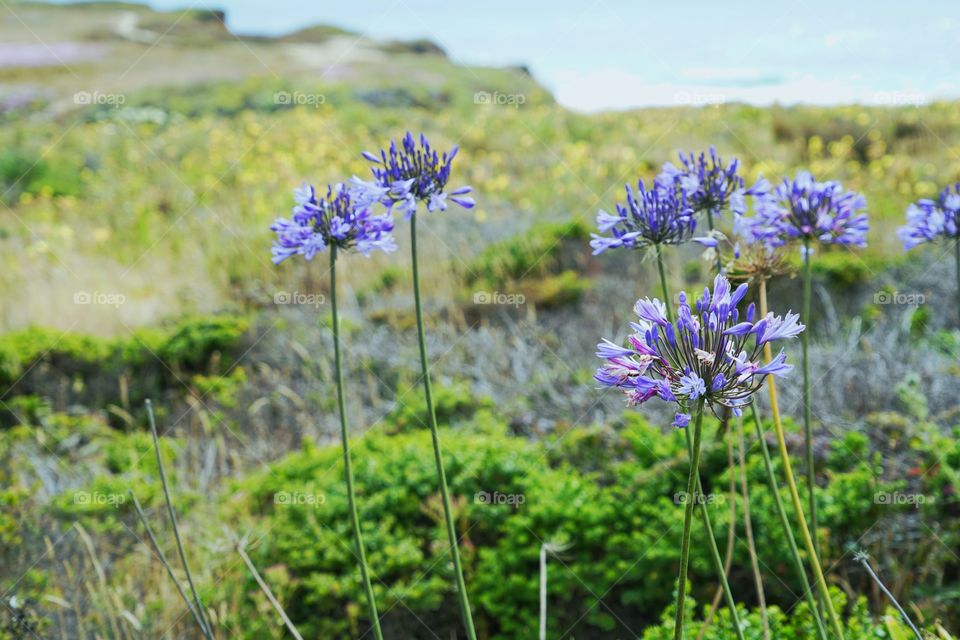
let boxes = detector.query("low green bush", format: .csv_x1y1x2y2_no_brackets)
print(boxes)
218,411,914,638
0,314,250,400
463,220,591,288
461,221,593,309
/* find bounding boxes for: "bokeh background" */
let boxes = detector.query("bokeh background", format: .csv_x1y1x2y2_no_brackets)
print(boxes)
1,1,958,638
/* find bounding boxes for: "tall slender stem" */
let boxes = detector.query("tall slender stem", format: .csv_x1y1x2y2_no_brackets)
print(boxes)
749,402,828,640
539,545,548,640
757,280,845,639
235,540,305,640
694,438,737,640
128,490,210,637
146,400,214,640
705,209,724,274
682,429,745,640
674,400,705,640
737,416,769,640
410,216,477,640
700,208,742,640
855,552,923,640
656,244,742,639
655,244,674,323
330,246,384,640
800,239,821,566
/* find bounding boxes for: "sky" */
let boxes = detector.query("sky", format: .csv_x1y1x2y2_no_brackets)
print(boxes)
63,0,960,112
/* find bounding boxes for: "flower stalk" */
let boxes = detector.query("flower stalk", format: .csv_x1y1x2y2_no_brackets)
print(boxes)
757,279,845,640
410,215,477,640
749,401,828,640
854,551,923,640
674,399,705,640
736,415,769,640
800,239,821,569
146,400,214,640
330,246,383,640
655,248,744,640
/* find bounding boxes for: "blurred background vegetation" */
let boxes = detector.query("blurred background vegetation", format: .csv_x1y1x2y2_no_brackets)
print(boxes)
1,2,958,638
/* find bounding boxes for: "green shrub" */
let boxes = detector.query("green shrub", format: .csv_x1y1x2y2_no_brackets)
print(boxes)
463,220,590,288
386,381,494,433
219,411,906,638
461,221,593,309
155,315,250,370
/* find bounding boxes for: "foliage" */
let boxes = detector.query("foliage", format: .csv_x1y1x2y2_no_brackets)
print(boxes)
208,411,925,638
461,220,593,308
0,314,250,400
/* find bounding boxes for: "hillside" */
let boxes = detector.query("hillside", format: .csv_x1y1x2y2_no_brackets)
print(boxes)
1,2,959,639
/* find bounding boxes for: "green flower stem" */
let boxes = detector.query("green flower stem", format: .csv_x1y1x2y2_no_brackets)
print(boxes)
737,416,769,640
682,428,745,640
758,279,845,640
699,208,744,640
749,401,828,640
128,490,211,639
674,400,705,640
800,238,821,567
146,400,214,640
704,209,724,274
656,246,743,639
410,215,477,640
330,246,384,640
655,244,674,323
855,552,923,640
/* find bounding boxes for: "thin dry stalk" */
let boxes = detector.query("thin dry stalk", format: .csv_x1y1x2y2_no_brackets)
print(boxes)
232,537,304,640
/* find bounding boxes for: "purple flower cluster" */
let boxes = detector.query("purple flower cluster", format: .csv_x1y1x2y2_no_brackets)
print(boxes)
656,146,767,217
744,171,868,249
898,183,960,250
270,183,397,263
590,180,696,254
358,132,474,218
595,274,804,425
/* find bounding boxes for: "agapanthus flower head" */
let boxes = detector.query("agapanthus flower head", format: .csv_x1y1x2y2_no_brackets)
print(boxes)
898,182,960,250
358,132,474,218
270,183,397,263
595,273,804,424
655,146,767,217
694,228,793,283
747,171,869,249
590,180,697,254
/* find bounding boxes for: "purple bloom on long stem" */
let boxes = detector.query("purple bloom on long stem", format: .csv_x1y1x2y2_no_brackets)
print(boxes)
745,171,869,249
270,183,397,263
595,273,803,419
358,132,474,218
590,180,696,254
656,146,768,217
898,183,960,250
